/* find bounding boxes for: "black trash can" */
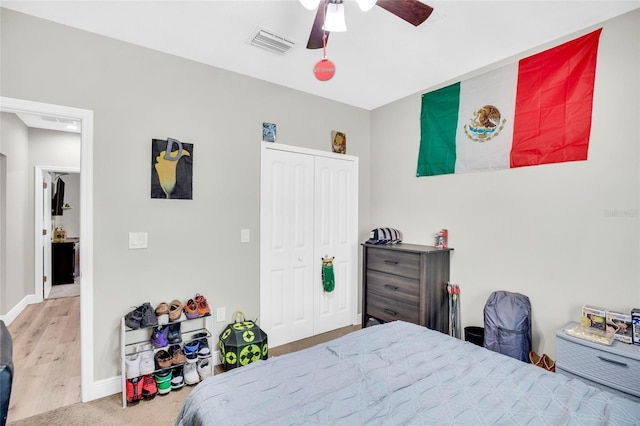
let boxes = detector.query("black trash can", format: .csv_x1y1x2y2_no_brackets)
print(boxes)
464,326,484,347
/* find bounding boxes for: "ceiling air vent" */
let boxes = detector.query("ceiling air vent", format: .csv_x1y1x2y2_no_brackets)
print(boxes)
248,27,296,55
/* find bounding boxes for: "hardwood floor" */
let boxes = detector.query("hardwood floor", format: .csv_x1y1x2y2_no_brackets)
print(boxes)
6,296,81,423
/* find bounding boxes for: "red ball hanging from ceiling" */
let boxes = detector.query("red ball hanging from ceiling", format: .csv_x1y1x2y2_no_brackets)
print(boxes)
313,58,335,81
313,32,335,81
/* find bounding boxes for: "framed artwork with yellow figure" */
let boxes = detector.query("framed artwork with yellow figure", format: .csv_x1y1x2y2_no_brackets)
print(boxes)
151,138,193,200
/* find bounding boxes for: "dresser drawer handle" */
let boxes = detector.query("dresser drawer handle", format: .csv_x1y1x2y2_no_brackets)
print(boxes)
597,356,628,367
384,284,399,291
383,308,398,317
384,260,399,265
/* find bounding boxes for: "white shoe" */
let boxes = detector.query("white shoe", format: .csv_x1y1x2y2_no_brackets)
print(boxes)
125,353,140,379
197,358,212,380
138,349,155,375
157,313,169,325
183,363,200,385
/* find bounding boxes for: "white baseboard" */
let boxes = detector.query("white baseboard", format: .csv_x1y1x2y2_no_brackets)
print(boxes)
87,376,122,402
0,294,39,325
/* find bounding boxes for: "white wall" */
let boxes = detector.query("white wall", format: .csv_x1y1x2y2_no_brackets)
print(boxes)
370,9,640,357
0,8,371,384
0,113,30,314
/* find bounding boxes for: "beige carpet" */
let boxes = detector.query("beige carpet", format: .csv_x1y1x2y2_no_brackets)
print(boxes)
8,391,188,426
8,324,360,426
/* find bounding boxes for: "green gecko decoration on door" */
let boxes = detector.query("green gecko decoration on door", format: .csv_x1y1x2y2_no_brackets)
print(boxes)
321,256,335,292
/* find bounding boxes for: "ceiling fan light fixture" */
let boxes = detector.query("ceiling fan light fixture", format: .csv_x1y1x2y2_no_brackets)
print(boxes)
355,0,377,12
299,0,321,10
323,2,347,32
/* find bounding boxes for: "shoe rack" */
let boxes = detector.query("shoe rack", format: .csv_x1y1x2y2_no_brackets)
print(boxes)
120,314,213,408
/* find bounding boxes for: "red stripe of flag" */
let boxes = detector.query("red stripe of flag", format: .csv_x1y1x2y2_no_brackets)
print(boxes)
511,28,602,168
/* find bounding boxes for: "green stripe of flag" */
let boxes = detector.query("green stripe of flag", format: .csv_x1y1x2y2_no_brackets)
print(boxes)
417,82,460,177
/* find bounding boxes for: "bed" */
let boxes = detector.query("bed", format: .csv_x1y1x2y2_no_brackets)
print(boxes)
176,321,640,425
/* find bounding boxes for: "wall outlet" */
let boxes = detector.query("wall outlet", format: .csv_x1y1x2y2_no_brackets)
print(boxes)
128,232,148,249
217,306,226,322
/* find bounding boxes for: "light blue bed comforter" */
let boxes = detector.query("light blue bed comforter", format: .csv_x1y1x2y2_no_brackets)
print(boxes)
176,320,640,425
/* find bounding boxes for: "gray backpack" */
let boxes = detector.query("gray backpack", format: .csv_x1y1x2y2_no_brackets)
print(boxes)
483,291,532,363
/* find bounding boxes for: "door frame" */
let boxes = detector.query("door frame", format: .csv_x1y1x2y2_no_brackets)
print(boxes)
1,96,95,402
35,166,80,299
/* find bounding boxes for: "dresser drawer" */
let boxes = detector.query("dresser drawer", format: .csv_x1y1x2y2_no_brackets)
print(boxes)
556,335,640,396
366,270,419,305
367,249,420,279
366,293,420,324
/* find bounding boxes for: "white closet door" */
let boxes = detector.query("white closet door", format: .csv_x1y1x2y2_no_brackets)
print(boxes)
260,148,315,348
313,155,358,334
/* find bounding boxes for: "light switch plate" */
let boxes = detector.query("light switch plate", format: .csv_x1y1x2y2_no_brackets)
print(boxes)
128,232,148,249
240,229,250,243
217,306,226,322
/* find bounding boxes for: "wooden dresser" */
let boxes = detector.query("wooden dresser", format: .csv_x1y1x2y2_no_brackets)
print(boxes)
362,243,452,334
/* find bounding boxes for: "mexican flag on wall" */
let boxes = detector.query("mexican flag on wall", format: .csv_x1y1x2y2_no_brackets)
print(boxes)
416,29,602,177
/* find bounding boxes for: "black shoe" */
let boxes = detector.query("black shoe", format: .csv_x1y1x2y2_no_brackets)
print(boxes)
168,323,182,344
140,302,158,328
124,305,144,329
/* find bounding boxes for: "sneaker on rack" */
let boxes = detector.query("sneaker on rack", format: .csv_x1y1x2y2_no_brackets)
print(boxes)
170,366,185,390
154,369,172,395
150,325,169,348
140,302,158,328
197,357,212,381
194,293,211,316
183,363,200,385
126,377,143,403
154,349,172,369
192,333,211,359
141,374,157,399
169,344,186,365
167,323,182,344
155,302,170,316
138,347,155,375
184,299,199,319
169,299,183,322
183,340,200,364
124,305,144,329
155,302,170,326
157,313,169,326
125,353,140,379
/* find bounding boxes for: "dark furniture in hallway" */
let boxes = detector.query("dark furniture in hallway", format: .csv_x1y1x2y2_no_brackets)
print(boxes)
52,241,75,285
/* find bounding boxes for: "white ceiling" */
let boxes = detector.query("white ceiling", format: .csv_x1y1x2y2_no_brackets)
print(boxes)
16,112,82,133
2,1,639,110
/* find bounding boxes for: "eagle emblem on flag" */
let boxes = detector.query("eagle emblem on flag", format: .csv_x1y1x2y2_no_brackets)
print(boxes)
464,104,506,142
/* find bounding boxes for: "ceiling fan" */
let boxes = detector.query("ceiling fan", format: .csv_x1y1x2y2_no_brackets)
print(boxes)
301,0,434,49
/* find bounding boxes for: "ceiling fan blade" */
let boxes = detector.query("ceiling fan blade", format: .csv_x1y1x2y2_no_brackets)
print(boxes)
376,0,434,27
307,1,330,49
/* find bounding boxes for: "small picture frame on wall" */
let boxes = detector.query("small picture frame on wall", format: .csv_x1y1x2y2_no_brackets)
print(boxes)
263,123,276,142
332,130,346,154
